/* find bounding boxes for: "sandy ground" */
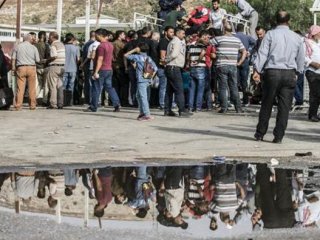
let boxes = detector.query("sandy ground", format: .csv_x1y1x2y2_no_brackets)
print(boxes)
0,106,319,171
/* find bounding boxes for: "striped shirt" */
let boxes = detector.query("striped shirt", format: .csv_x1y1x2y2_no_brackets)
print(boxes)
213,182,239,212
187,179,205,203
211,35,245,66
49,40,65,66
188,42,206,68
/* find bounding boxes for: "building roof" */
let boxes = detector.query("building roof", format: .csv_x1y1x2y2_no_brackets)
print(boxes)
76,14,119,20
310,0,320,12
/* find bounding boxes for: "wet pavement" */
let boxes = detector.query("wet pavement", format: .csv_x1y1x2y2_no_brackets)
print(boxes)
1,161,320,239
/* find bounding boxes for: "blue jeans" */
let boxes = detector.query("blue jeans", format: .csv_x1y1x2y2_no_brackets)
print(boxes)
189,67,206,110
189,166,206,180
63,72,77,92
158,68,167,108
217,65,241,111
204,67,213,109
90,70,120,111
136,81,150,116
237,59,250,104
294,72,304,105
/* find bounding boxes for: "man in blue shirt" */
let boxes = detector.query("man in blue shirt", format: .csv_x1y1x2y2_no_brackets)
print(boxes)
253,11,304,143
234,24,256,105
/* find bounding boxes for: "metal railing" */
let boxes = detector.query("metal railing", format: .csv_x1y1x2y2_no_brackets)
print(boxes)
224,14,250,34
133,12,164,30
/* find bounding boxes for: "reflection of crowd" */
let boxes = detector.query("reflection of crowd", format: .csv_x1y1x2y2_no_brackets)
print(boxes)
1,164,320,231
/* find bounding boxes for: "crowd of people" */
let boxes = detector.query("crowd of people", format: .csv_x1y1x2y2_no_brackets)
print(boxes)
1,163,319,231
0,0,319,143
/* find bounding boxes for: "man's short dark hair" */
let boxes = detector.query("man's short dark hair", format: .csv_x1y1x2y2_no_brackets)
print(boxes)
136,208,148,218
94,204,105,218
65,187,73,196
90,30,95,38
175,26,185,35
64,33,75,43
115,30,125,40
212,0,220,3
29,32,36,36
276,10,290,24
137,42,149,53
236,24,245,32
255,26,264,32
164,26,174,32
95,28,108,37
38,31,46,39
199,30,210,38
141,26,152,36
127,30,136,39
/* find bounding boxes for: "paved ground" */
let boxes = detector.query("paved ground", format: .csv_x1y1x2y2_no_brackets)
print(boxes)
0,106,319,170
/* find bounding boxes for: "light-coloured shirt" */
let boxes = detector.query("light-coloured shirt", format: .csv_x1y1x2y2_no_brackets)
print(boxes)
12,41,40,66
304,39,320,74
64,44,80,72
236,0,255,18
49,40,65,66
254,25,305,73
87,41,100,70
210,8,227,30
166,36,186,68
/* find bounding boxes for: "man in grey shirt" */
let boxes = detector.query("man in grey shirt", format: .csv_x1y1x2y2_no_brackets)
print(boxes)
253,11,304,143
63,33,80,106
12,34,40,110
228,0,259,39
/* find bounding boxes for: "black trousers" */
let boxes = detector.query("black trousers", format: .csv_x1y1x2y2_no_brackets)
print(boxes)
256,164,294,228
306,70,320,118
256,69,296,140
164,66,185,112
113,67,129,107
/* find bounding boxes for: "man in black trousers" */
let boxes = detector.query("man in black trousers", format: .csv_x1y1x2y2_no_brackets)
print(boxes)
253,10,304,143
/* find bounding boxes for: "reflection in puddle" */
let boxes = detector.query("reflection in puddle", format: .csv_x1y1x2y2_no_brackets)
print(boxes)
0,163,319,238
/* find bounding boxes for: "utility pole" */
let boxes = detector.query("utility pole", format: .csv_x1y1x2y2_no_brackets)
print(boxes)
16,0,22,44
56,0,63,39
96,0,102,28
85,0,91,42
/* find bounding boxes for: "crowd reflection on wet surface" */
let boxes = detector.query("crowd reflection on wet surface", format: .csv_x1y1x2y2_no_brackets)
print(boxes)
1,163,320,238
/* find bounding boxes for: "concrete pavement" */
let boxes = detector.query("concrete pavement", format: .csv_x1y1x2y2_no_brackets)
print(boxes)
0,106,319,170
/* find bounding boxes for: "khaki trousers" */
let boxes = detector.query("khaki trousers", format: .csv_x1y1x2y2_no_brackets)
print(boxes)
47,66,64,108
15,66,37,109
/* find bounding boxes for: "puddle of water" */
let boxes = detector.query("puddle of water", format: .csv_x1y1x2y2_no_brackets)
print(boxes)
0,162,319,239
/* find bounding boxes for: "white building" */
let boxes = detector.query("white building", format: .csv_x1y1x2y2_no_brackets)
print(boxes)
75,14,120,25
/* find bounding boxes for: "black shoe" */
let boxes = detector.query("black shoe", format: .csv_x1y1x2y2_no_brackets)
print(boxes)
164,111,177,117
113,106,120,112
236,107,244,113
272,138,282,144
179,111,193,117
254,133,264,141
46,105,56,109
218,109,227,114
309,116,319,122
158,106,164,110
57,106,63,110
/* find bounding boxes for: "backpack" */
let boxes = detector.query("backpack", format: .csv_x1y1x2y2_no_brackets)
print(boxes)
143,57,156,79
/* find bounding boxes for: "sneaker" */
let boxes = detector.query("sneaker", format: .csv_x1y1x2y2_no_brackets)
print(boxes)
138,115,154,121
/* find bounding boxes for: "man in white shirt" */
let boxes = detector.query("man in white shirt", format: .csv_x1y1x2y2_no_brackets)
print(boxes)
210,0,227,36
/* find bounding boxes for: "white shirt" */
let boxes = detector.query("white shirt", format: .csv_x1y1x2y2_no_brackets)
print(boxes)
210,8,227,30
305,39,320,74
87,41,100,70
